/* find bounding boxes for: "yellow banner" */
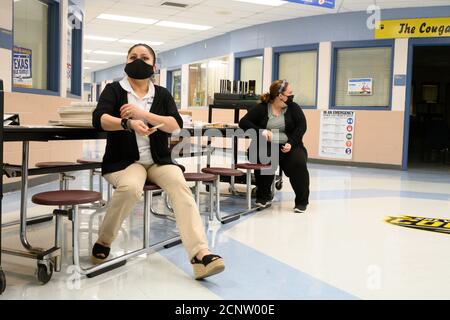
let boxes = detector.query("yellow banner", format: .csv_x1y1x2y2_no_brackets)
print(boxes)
375,17,450,39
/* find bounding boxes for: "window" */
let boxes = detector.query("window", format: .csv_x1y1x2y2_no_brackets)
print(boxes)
278,50,317,107
333,45,392,108
188,56,229,107
13,0,60,94
188,62,207,107
239,56,263,95
171,70,182,108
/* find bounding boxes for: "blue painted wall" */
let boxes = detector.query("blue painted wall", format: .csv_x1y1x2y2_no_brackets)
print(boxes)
92,5,450,81
93,63,125,83
0,28,13,50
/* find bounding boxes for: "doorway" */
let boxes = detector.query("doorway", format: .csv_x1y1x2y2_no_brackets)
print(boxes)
407,45,450,171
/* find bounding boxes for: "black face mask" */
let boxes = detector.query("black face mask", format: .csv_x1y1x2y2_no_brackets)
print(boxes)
124,59,154,80
285,95,294,105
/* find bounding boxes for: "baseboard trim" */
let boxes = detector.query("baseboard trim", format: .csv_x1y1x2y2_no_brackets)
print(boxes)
308,158,402,170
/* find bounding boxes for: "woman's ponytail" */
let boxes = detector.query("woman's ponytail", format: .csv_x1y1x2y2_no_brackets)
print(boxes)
260,80,288,104
260,92,271,104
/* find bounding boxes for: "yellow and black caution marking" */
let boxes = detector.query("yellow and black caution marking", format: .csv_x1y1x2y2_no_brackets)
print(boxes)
385,216,450,234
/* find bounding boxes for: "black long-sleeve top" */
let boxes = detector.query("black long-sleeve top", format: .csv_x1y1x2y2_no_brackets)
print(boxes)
239,102,307,148
92,81,183,175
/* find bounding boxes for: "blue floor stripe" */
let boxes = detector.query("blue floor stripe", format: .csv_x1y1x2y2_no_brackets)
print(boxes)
159,230,357,300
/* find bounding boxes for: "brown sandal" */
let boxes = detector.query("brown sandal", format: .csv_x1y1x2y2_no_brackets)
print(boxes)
191,254,225,280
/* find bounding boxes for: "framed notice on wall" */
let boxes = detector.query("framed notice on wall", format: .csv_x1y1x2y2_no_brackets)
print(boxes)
319,111,356,160
13,46,33,88
348,78,372,96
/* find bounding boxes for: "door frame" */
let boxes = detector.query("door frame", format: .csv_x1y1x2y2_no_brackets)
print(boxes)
402,38,450,170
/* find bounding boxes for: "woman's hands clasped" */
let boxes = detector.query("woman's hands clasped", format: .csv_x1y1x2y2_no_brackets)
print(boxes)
120,104,156,136
120,104,147,120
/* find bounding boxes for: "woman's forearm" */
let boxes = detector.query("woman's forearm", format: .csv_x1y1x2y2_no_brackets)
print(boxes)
144,112,180,133
100,114,124,131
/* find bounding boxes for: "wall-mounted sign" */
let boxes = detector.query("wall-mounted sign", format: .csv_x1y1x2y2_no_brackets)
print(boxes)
13,46,32,88
375,17,450,39
319,111,355,160
385,216,450,234
394,74,406,87
286,0,335,9
348,78,372,96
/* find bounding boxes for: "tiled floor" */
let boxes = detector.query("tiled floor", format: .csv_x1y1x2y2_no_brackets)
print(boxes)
1,142,450,299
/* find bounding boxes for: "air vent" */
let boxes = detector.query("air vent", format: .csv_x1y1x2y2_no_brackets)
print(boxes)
161,2,188,8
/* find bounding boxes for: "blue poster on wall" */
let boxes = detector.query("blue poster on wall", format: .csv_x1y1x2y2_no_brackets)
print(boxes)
286,0,335,9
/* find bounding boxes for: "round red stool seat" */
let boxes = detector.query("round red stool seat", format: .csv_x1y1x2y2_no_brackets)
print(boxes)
32,190,102,206
143,184,162,191
202,167,244,177
235,163,271,170
183,173,216,182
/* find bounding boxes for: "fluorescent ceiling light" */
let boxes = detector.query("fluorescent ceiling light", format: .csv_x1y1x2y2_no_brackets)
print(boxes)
84,67,91,70
97,13,158,25
93,50,127,56
84,49,92,54
232,0,287,6
84,35,117,42
84,60,108,64
156,21,212,31
118,39,164,46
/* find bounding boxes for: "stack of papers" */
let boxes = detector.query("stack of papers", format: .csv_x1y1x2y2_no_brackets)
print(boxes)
56,104,95,127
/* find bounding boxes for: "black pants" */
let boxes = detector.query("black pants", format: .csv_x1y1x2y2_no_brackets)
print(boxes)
253,145,310,207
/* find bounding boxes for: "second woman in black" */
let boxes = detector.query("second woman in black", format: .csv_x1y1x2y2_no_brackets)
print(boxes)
239,80,310,213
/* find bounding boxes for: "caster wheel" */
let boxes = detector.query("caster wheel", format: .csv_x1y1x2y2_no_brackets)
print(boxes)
37,263,53,284
0,270,6,294
275,181,283,190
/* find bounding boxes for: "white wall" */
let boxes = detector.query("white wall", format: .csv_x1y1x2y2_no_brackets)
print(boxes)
228,52,234,83
0,49,11,92
317,42,332,110
263,47,273,93
0,0,12,30
391,38,409,112
181,64,189,109
159,68,167,88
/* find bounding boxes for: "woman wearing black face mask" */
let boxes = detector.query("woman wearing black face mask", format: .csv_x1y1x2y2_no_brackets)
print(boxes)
92,44,225,280
239,79,310,213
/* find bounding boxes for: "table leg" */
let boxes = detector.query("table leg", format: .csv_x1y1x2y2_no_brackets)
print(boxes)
197,129,202,173
19,141,33,250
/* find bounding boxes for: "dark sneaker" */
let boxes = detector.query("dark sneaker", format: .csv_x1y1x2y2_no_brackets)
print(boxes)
294,205,307,213
255,199,272,209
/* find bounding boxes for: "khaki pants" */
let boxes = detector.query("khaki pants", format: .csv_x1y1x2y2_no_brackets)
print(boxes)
98,163,209,259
